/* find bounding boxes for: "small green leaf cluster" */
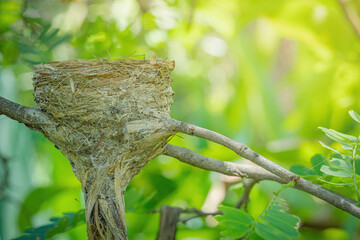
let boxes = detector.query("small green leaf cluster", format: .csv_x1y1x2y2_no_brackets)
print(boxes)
290,110,360,200
12,210,85,240
318,110,360,199
216,184,300,240
290,154,359,186
319,111,359,156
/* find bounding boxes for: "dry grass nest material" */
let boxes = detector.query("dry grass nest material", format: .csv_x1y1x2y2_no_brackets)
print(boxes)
33,58,174,120
32,57,175,185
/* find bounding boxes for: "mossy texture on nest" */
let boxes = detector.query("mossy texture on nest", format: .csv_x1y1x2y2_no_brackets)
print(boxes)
33,58,175,239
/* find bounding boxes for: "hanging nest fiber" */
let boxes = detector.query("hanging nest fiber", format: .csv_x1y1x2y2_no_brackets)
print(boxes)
32,58,175,239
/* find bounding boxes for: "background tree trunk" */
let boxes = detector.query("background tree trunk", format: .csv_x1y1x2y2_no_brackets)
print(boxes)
156,205,182,240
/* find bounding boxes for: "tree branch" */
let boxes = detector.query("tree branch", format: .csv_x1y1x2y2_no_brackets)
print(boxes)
163,144,284,183
167,120,360,219
338,0,360,39
0,96,51,127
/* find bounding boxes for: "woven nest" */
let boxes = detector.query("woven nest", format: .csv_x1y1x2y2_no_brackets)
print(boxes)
32,58,175,239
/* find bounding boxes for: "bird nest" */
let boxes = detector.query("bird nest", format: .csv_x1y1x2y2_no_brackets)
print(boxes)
32,58,175,239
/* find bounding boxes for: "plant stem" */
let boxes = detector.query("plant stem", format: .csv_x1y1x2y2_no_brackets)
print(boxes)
352,135,360,202
255,180,295,221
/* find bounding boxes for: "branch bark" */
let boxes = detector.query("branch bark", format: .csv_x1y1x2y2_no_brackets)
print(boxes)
167,120,360,219
0,96,51,127
163,144,284,183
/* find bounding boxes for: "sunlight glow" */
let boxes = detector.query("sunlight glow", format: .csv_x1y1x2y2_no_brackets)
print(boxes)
201,36,228,57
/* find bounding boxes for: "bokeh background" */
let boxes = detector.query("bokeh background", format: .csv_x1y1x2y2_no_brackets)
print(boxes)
1,0,360,239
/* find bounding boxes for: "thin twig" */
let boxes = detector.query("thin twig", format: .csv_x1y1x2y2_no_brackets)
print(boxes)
146,206,222,224
338,0,360,39
235,179,257,211
180,208,222,224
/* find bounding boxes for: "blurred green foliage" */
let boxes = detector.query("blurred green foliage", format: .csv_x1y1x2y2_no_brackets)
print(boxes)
217,181,300,240
1,0,360,239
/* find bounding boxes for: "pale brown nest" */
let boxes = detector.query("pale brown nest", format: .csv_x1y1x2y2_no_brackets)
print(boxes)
32,58,175,239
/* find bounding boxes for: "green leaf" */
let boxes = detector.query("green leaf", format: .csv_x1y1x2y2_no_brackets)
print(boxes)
17,187,66,231
340,142,354,151
218,219,251,238
13,210,85,240
330,158,352,170
125,187,156,211
318,127,357,142
311,154,329,175
319,141,343,155
266,209,300,227
38,25,51,42
254,199,300,240
42,28,60,45
218,187,300,240
216,206,254,238
349,110,360,124
270,204,287,212
249,232,265,240
48,34,71,50
331,153,348,159
289,165,317,176
218,206,254,224
63,210,85,227
255,221,291,240
13,224,55,240
320,165,352,177
46,217,69,238
355,160,360,175
262,215,300,239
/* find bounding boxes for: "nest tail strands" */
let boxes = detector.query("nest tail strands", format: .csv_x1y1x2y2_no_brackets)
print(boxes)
32,58,175,240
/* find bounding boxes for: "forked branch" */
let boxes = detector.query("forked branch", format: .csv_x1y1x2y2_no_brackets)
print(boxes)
167,119,360,219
